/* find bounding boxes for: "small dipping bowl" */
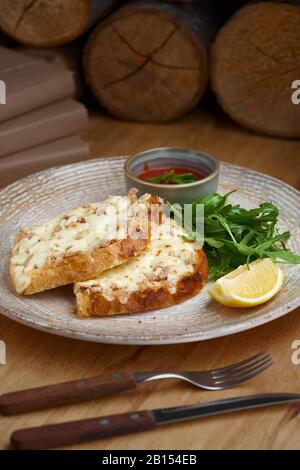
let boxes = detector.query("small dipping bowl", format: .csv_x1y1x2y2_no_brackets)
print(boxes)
125,147,220,204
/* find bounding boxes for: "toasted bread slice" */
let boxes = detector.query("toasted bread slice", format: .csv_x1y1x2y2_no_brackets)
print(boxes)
10,191,157,295
75,217,208,317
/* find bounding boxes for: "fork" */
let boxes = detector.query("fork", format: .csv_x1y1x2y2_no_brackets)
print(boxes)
137,350,273,390
0,351,272,416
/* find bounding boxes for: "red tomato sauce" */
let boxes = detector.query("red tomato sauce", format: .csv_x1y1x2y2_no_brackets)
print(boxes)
138,166,204,184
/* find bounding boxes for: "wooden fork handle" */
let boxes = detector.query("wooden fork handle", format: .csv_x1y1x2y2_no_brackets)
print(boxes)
11,410,156,449
0,372,137,415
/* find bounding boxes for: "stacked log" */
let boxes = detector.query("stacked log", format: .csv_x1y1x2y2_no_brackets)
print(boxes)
210,1,300,137
0,0,299,137
0,0,122,47
83,0,218,122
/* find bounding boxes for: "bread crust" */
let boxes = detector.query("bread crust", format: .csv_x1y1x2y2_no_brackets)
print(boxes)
75,249,208,317
10,237,149,295
10,192,160,295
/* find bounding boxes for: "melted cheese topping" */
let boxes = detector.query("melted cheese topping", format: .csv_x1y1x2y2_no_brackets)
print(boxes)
11,194,151,294
76,217,199,304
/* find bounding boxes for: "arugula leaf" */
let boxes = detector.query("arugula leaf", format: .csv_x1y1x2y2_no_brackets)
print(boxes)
167,192,300,279
264,250,300,264
145,171,198,185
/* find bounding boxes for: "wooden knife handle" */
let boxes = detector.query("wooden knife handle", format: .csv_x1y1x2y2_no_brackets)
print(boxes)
0,372,137,415
10,410,156,449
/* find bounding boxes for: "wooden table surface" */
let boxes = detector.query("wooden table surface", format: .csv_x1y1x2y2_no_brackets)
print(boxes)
1,105,300,450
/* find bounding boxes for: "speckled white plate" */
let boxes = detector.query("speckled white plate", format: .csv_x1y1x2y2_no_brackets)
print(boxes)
0,157,299,345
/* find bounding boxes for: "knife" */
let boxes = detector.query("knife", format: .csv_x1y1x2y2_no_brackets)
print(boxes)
10,393,300,450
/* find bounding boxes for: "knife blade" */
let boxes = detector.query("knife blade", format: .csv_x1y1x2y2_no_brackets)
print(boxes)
10,393,300,450
152,393,300,424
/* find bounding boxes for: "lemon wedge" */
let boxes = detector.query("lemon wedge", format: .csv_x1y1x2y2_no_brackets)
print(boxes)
208,258,285,308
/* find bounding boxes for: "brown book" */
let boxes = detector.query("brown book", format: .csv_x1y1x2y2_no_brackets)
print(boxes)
0,99,89,158
0,46,75,122
0,135,90,187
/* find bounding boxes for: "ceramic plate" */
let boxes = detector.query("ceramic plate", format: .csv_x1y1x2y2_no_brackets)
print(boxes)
0,157,299,344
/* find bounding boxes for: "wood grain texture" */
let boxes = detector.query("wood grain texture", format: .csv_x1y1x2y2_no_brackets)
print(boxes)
0,0,88,47
210,1,300,137
0,0,121,47
0,372,137,416
11,410,156,450
84,0,217,122
1,105,300,449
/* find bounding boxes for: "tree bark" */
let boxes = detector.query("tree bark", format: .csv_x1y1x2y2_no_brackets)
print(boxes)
0,0,122,47
210,0,300,137
83,0,218,123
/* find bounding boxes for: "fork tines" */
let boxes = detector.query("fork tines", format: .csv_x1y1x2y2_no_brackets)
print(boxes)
210,351,273,390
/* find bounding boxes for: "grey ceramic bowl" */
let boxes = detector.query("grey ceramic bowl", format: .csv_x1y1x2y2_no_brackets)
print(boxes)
125,147,220,204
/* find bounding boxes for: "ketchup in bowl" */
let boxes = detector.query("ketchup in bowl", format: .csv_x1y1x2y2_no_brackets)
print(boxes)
138,166,204,185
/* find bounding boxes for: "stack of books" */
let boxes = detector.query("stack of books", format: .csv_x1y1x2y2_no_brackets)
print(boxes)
0,46,90,187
